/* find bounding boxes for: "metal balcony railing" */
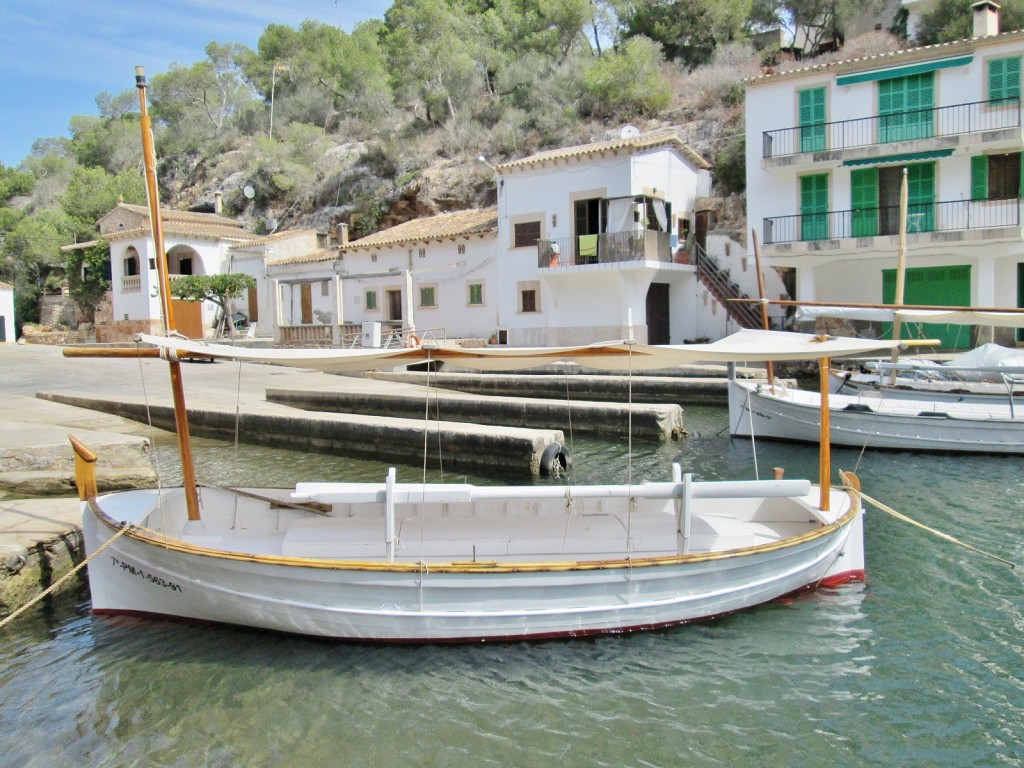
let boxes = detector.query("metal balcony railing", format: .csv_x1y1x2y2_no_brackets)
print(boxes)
762,98,1022,159
538,230,670,268
762,197,1022,245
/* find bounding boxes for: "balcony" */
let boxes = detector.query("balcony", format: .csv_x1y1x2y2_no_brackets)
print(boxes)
762,99,1021,164
763,197,1022,246
121,274,142,293
538,230,670,268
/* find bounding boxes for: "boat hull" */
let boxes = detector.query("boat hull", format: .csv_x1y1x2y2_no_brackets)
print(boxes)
82,489,861,643
731,379,1024,453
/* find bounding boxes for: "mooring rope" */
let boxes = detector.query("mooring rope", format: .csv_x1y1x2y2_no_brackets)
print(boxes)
858,490,1017,569
0,522,134,630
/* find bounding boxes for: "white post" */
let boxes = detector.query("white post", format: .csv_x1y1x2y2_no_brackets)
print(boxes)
385,467,396,563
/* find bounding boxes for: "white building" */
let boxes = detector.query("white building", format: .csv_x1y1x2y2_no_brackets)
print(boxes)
269,128,772,347
0,280,13,342
96,203,258,341
746,0,1024,348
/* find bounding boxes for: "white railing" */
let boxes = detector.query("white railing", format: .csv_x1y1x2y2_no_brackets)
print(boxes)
121,275,142,293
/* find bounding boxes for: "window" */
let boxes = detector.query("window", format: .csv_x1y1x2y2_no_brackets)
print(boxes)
320,280,329,297
972,153,1022,200
878,72,934,142
123,254,139,276
514,221,541,248
989,56,1021,104
419,286,436,307
418,248,426,258
457,243,466,255
798,87,826,152
521,289,537,313
800,174,829,241
468,283,483,306
850,163,936,237
365,290,377,310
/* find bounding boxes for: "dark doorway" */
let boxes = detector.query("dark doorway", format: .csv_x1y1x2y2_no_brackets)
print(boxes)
646,283,670,345
387,290,403,322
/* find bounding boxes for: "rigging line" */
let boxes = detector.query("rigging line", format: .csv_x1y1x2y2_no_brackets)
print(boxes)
626,342,634,551
745,387,760,481
135,339,169,531
431,349,443,481
562,369,577,486
233,358,243,458
859,490,1017,569
0,522,134,631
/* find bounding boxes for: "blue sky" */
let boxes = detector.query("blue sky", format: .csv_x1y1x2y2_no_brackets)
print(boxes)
0,0,391,167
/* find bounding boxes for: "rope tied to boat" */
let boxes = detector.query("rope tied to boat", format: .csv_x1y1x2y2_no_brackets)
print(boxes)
0,521,134,631
858,490,1017,569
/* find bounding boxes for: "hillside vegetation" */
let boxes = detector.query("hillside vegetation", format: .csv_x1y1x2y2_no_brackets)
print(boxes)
1,0,1012,330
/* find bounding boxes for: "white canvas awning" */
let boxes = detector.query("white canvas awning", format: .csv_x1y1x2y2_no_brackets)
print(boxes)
137,329,903,374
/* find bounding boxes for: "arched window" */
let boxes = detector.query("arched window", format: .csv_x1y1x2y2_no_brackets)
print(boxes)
123,247,140,277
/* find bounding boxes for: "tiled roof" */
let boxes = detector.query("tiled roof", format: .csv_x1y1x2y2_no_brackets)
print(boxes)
104,223,259,243
496,129,710,171
341,208,498,250
266,249,338,266
59,239,102,252
746,28,1024,86
113,202,244,229
231,229,321,249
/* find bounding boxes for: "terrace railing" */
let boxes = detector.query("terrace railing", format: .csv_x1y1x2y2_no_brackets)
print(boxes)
763,197,1022,245
538,230,670,268
762,98,1021,159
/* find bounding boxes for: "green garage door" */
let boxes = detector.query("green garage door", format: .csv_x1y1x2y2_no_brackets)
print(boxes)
882,265,972,349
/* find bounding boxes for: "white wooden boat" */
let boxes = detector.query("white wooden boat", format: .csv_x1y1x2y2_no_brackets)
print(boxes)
67,71,904,644
730,377,1024,454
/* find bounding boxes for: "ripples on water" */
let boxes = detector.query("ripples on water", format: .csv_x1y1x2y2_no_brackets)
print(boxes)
2,407,1022,767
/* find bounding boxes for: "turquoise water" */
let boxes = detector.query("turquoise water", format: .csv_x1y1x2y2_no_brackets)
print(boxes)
2,406,1022,767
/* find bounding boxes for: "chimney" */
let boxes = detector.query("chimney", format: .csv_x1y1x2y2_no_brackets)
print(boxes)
214,190,223,214
336,222,349,246
972,0,1000,37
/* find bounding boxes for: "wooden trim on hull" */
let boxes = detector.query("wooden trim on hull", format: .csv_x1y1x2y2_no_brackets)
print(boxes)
87,497,858,573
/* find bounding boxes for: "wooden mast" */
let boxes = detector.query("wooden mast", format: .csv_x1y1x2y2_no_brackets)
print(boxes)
751,228,775,390
135,66,202,524
818,356,831,512
888,168,909,385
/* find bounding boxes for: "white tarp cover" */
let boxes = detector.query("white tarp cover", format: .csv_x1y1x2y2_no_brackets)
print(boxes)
795,306,1024,329
137,329,902,374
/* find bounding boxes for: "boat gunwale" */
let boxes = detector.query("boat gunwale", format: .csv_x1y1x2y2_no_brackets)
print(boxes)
86,491,859,574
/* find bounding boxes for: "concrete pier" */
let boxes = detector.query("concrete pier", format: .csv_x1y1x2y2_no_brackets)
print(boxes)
369,370,737,405
266,387,685,440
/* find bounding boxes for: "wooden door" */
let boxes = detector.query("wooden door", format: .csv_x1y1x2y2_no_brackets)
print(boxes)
645,283,670,345
171,299,204,339
300,283,313,324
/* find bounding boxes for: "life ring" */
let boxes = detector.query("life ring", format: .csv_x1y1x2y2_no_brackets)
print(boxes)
405,333,420,348
539,442,572,476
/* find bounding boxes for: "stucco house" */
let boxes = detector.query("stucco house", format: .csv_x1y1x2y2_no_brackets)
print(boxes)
270,128,768,346
0,281,14,342
96,202,259,341
746,0,1024,347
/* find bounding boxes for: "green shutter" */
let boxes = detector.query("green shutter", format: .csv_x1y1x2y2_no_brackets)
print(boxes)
882,265,972,349
799,87,826,153
878,73,934,143
989,57,1022,103
971,155,989,200
800,174,829,241
851,168,879,237
906,162,936,232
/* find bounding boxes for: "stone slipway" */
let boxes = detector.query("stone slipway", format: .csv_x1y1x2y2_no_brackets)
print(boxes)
368,370,747,405
37,390,565,478
266,386,685,440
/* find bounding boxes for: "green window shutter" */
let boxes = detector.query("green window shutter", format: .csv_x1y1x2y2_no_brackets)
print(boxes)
906,162,936,232
851,168,879,237
971,155,989,200
878,73,934,142
989,57,1022,103
800,174,829,241
799,87,826,152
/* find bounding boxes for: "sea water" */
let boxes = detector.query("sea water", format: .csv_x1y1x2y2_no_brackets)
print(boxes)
1,406,1022,767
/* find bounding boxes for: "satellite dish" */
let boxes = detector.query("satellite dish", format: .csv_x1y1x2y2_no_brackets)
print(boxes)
243,185,256,199
620,125,640,139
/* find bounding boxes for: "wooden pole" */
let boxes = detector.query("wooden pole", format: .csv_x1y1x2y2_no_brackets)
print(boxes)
136,66,202,524
69,435,98,501
818,357,831,512
889,168,909,385
751,229,775,389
